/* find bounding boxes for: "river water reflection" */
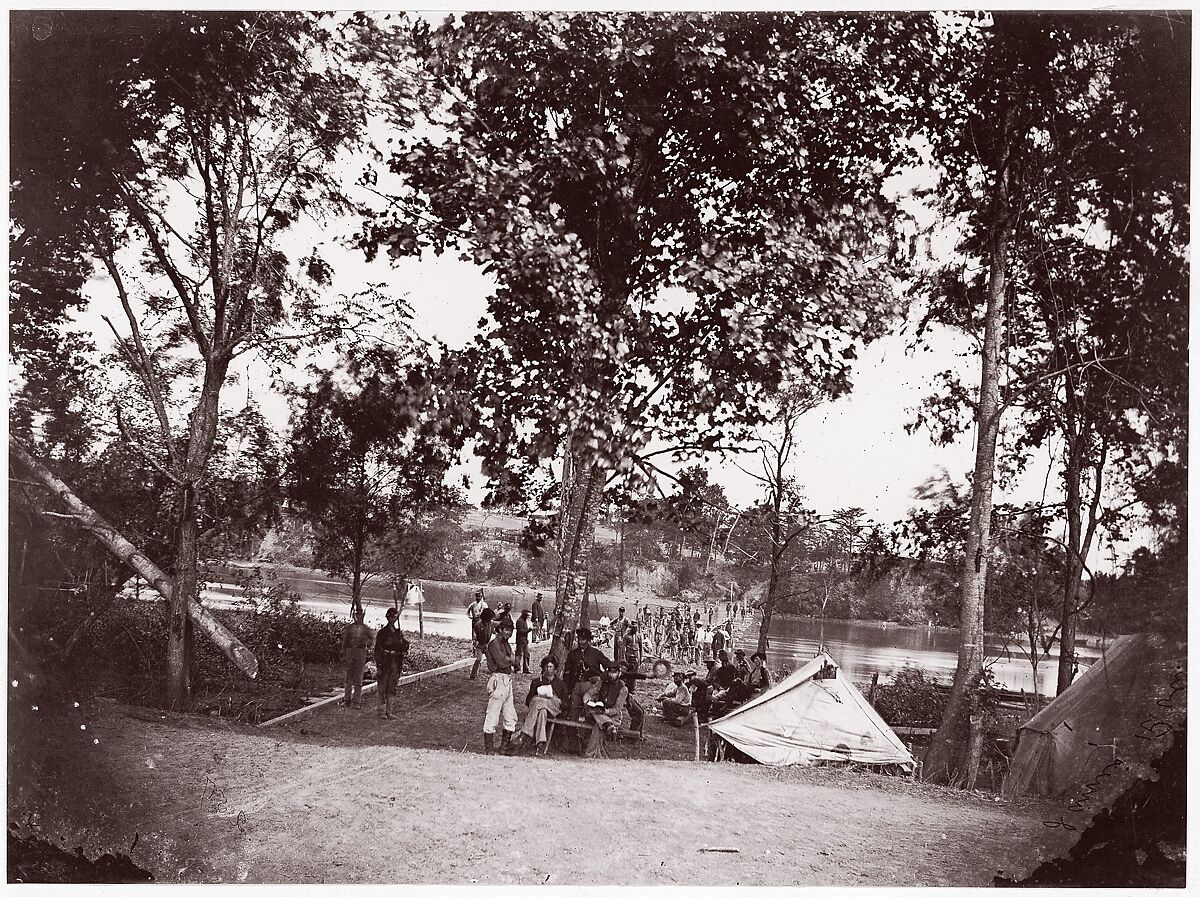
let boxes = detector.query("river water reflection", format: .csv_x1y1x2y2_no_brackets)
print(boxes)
764,616,1101,694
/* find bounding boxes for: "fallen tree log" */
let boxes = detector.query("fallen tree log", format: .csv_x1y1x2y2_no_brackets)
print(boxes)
10,442,259,679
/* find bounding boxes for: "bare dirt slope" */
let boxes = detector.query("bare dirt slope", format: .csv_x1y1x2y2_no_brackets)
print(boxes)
9,671,1075,886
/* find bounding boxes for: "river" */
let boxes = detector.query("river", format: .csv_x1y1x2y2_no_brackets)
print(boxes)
762,615,1104,694
201,562,1102,694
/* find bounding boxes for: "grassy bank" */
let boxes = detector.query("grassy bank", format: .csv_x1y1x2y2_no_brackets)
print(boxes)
11,588,470,724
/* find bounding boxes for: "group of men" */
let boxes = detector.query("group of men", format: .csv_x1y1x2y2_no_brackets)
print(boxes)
602,602,743,666
340,585,769,757
468,588,772,757
466,588,550,680
340,604,410,719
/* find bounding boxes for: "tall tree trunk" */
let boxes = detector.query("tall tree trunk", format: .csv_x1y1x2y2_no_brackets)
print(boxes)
351,511,366,615
166,360,228,709
1026,592,1042,708
757,478,785,655
702,520,717,575
549,450,602,665
1056,435,1084,696
618,514,625,592
167,483,198,709
924,116,1013,783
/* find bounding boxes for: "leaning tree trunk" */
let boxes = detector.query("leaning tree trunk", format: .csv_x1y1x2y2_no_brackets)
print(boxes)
10,441,258,679
549,449,603,666
923,132,1013,783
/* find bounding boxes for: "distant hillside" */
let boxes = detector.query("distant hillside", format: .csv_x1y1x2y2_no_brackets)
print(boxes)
460,508,619,543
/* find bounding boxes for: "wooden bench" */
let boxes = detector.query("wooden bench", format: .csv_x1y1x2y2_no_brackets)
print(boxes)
542,717,643,756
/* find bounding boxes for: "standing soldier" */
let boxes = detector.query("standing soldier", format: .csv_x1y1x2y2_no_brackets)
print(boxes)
341,605,373,707
374,607,408,719
483,618,517,754
467,588,488,630
531,593,546,642
613,606,629,640
515,609,532,674
469,608,495,680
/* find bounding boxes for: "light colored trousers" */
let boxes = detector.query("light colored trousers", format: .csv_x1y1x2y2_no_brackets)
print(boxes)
520,694,562,744
483,672,516,734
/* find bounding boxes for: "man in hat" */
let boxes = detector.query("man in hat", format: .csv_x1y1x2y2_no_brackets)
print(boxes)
612,606,629,660
582,666,628,755
482,617,517,754
745,652,771,693
734,649,751,681
469,608,495,680
563,628,614,721
514,608,532,674
496,602,514,640
711,623,727,660
341,605,373,707
374,607,408,719
467,588,488,628
530,593,546,642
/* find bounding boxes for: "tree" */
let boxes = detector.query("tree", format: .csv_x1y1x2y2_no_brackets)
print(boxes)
10,12,403,707
913,13,1188,778
661,464,730,569
368,12,946,660
732,387,828,653
287,345,467,612
989,513,1066,708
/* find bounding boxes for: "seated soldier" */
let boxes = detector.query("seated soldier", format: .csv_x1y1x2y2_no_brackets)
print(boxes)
657,671,693,725
563,628,615,721
745,651,772,693
582,667,628,756
734,649,751,680
708,651,743,718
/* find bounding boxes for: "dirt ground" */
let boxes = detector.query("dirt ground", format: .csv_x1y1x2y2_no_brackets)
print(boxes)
9,643,1079,886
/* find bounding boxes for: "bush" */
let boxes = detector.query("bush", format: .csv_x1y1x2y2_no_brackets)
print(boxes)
524,545,559,588
872,665,947,727
485,551,524,585
589,543,619,592
677,559,701,592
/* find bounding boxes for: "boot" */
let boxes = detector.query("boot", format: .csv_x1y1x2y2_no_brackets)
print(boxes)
500,730,514,754
483,732,495,755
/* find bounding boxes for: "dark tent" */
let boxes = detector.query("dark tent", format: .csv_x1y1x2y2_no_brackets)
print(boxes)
1003,634,1152,800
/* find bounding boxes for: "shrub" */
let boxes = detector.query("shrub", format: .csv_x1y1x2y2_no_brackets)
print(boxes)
677,559,701,592
871,664,947,727
588,543,619,592
485,550,524,585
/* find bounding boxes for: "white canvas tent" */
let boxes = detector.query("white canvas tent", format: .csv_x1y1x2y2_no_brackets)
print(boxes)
708,652,916,770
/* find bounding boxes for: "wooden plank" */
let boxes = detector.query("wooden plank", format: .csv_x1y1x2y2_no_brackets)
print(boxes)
257,656,474,729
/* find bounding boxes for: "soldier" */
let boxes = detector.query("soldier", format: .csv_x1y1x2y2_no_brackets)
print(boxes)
470,608,495,680
341,604,373,707
374,607,408,719
483,618,517,754
530,593,547,642
515,609,532,674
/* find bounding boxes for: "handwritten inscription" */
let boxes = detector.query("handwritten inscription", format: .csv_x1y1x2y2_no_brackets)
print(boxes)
1045,662,1184,827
